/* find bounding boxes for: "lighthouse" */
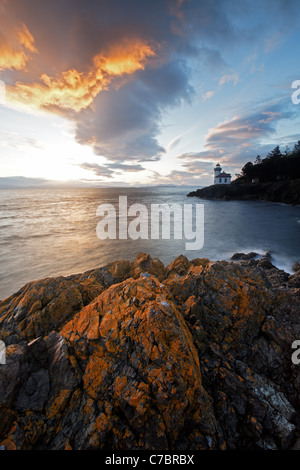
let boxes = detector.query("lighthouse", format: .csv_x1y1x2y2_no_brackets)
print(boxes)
214,163,231,184
214,163,221,181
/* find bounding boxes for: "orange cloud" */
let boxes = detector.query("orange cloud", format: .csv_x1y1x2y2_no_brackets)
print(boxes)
18,24,37,53
6,38,156,113
97,39,155,75
0,23,37,71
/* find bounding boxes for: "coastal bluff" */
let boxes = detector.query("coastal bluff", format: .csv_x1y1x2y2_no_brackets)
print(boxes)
187,178,300,205
0,252,299,450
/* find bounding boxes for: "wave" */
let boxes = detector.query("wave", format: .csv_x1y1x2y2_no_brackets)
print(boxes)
221,246,296,274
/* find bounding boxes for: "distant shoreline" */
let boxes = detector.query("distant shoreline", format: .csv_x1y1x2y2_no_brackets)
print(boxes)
187,178,300,206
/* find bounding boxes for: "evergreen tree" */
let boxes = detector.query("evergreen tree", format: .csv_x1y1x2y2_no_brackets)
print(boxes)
234,139,300,183
266,145,282,160
254,155,261,165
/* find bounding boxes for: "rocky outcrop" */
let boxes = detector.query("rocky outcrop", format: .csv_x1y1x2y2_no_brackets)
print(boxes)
187,178,300,205
0,253,299,450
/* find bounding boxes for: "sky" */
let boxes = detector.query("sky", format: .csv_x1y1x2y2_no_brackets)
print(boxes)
0,0,300,187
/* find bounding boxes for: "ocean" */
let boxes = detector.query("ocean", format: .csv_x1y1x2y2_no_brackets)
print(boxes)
0,185,300,300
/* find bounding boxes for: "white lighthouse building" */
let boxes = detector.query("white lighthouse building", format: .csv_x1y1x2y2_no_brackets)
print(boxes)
214,163,231,184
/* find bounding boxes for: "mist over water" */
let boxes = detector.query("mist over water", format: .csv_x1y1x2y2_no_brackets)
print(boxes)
0,186,300,300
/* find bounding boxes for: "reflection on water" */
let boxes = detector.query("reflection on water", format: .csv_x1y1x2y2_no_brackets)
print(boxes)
0,186,300,299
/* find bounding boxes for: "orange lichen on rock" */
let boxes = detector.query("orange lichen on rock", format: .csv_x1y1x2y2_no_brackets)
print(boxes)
0,253,299,450
0,437,17,450
46,389,71,420
60,273,217,448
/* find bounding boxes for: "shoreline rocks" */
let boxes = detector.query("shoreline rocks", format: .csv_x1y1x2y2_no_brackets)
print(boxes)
0,253,299,450
229,251,300,289
187,179,300,206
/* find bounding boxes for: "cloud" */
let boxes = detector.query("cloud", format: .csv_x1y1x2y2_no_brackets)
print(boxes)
176,99,296,178
0,23,37,71
7,38,156,112
181,160,214,175
219,73,239,86
0,175,119,188
206,107,286,150
150,169,196,185
0,176,50,188
202,90,216,102
0,0,251,164
177,150,222,162
202,100,295,165
108,162,145,172
79,162,114,179
2,0,300,170
0,131,43,149
196,46,228,71
150,159,215,186
166,134,183,151
200,69,239,102
264,32,282,52
74,60,193,162
79,161,145,180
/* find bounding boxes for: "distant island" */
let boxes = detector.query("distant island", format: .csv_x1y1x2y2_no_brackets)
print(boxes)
188,141,300,205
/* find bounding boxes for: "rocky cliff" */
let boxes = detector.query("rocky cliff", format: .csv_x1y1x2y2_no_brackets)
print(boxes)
187,179,300,205
0,253,299,450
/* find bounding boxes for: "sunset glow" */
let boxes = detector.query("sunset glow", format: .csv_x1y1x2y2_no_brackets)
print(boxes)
6,39,156,113
0,23,37,71
0,0,300,187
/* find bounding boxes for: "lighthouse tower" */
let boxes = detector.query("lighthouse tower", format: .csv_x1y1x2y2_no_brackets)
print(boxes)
214,163,222,183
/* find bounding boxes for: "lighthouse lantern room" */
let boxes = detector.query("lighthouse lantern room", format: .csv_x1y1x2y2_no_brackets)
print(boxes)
214,163,231,184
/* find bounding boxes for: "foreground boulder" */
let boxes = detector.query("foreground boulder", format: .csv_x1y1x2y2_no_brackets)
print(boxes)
0,253,299,450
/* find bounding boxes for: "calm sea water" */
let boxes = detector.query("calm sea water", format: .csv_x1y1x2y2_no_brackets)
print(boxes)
0,186,300,300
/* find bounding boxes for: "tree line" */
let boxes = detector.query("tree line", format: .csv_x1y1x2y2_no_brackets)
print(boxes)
235,140,300,183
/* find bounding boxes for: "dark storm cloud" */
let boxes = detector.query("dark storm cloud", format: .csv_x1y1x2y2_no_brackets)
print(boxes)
3,0,174,75
74,60,194,162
